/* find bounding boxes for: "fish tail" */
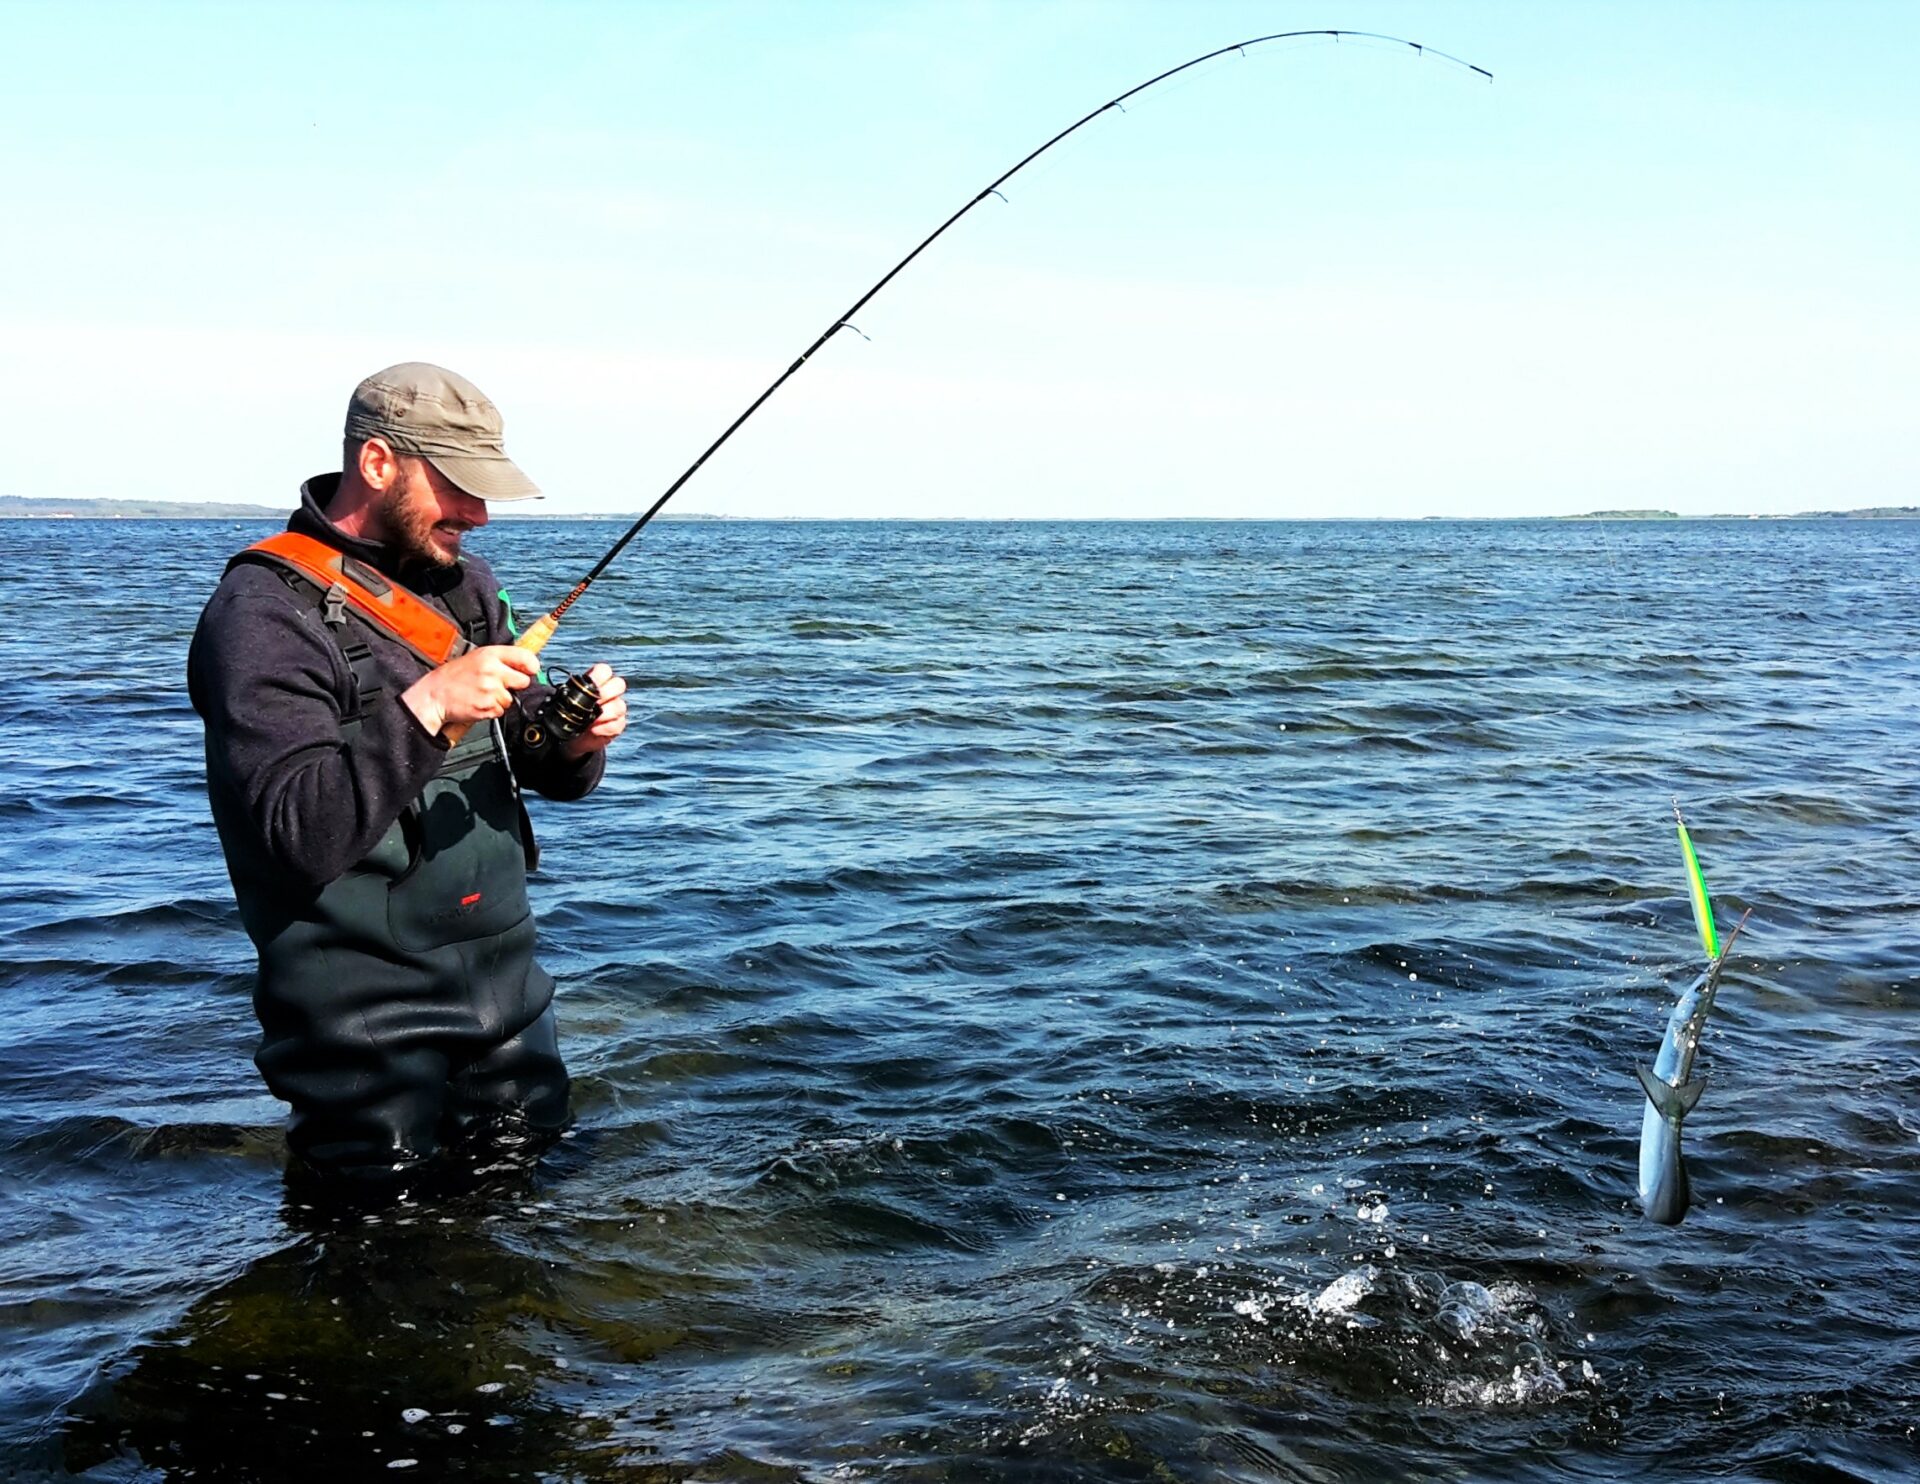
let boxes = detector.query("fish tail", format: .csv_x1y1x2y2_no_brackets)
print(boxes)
1635,1064,1707,1121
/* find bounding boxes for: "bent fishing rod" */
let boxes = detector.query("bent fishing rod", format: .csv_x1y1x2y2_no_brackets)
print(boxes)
510,28,1491,671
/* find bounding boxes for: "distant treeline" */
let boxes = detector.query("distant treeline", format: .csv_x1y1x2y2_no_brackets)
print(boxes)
1560,507,1919,520
0,497,731,520
0,496,288,519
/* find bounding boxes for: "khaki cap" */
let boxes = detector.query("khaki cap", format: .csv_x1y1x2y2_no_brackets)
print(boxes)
345,362,542,501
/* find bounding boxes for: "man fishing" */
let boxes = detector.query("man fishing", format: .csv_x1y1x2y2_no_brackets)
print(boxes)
188,362,626,1188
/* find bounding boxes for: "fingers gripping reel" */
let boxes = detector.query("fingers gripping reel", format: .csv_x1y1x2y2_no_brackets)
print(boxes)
506,609,603,757
440,607,596,753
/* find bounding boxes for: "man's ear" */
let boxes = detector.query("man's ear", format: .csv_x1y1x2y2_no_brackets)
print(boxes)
358,436,400,493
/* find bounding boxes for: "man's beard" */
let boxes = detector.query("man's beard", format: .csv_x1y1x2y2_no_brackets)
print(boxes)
380,485,462,568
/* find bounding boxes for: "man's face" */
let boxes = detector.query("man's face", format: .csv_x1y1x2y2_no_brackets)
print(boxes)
379,456,488,567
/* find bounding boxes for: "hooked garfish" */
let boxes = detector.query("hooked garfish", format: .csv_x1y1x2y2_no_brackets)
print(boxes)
1634,804,1749,1226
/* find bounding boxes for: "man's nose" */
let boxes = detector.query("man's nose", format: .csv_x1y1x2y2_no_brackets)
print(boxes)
459,492,489,528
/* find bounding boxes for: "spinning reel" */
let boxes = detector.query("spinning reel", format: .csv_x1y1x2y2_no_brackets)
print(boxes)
519,668,603,756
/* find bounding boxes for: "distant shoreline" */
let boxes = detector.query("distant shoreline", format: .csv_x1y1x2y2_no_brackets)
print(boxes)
0,499,741,522
2,498,1916,522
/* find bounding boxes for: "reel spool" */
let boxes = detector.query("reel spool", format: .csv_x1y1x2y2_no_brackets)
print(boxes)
521,669,603,755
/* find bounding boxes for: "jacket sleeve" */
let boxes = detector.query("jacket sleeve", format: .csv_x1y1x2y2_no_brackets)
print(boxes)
465,559,608,803
188,577,451,888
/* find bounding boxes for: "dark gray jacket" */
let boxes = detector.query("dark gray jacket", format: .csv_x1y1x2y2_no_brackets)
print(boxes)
189,475,601,893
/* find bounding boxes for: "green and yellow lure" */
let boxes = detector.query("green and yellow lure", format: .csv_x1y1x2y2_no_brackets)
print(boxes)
1674,800,1718,962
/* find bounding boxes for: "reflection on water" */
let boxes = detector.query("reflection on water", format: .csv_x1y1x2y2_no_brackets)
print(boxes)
65,1179,611,1479
5,518,1920,1481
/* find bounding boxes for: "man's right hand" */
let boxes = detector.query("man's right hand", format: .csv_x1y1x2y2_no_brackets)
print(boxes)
401,645,539,737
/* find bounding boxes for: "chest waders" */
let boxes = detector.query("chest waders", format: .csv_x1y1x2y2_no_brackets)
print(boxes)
225,534,568,1181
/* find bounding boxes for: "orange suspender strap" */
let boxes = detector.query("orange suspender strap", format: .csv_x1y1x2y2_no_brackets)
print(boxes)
245,531,465,667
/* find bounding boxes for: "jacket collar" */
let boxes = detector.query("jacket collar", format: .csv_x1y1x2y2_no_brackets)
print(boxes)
291,473,454,591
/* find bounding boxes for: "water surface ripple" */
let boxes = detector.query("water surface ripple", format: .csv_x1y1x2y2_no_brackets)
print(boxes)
3,518,1917,1481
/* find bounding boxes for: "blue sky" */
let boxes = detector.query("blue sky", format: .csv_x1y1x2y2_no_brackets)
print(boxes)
2,1,1914,517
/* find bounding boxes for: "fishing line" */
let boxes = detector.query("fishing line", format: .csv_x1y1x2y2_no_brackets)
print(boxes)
505,29,1492,654
1585,516,1714,810
1582,516,1716,922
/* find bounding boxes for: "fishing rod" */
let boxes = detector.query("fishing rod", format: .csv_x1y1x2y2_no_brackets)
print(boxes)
510,28,1491,744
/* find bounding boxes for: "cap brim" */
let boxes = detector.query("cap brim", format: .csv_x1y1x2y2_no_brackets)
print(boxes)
426,452,543,502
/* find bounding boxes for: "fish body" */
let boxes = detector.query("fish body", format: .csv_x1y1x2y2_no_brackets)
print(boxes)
1634,959,1722,1225
1637,806,1747,1226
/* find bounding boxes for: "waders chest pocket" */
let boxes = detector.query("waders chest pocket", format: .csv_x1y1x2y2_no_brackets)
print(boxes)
384,736,532,951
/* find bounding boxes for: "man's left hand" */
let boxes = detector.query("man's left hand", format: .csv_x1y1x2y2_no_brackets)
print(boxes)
559,663,628,760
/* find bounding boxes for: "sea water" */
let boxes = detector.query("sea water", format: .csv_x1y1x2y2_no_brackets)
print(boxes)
3,517,1917,1480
